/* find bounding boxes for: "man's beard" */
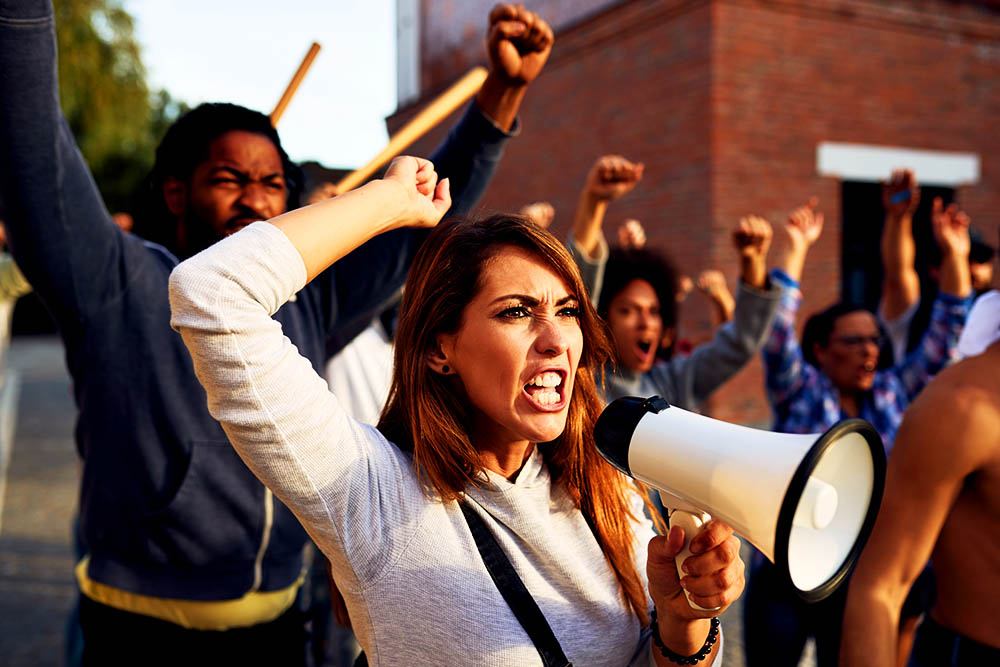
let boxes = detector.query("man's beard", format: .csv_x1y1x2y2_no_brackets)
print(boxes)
178,212,224,259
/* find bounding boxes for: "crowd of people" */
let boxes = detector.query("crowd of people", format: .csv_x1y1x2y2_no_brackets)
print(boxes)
1,1,997,666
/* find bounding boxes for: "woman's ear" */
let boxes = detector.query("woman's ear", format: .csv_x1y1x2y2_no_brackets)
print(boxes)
812,341,828,367
426,335,454,375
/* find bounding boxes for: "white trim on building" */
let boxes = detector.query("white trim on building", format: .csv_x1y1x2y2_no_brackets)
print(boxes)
817,142,980,186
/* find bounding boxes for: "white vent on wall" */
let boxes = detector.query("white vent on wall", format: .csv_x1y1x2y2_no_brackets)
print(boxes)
817,142,980,186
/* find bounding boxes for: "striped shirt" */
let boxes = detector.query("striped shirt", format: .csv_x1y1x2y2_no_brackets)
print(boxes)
763,270,968,453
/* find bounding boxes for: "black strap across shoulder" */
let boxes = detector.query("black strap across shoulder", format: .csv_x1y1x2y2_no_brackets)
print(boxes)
459,500,573,667
352,501,573,667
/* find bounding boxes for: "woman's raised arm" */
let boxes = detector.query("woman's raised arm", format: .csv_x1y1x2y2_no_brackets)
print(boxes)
273,156,450,281
167,157,449,585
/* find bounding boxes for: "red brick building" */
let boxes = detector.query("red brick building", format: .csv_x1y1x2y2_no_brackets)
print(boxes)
390,0,1000,426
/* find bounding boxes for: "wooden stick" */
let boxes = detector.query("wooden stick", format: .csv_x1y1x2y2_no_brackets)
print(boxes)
270,42,322,125
331,66,488,195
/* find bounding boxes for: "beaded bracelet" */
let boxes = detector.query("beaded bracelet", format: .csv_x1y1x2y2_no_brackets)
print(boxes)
650,608,720,665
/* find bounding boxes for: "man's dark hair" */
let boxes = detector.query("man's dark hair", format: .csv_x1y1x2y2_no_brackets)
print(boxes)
132,103,303,251
801,301,877,367
599,246,679,355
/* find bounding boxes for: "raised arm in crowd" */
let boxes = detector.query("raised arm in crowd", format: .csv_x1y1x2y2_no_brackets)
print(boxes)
0,0,551,662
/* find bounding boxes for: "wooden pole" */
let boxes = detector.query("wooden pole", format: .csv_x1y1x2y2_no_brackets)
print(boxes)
330,66,488,195
270,42,322,125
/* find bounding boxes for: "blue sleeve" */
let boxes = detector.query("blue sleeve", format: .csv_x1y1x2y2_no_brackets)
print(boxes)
322,102,515,342
895,291,969,402
761,275,819,409
0,1,132,327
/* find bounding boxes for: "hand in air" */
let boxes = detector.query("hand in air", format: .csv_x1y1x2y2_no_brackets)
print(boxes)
586,155,645,202
881,169,920,220
617,218,647,249
931,197,971,259
519,201,555,229
384,156,451,228
696,270,728,299
647,518,744,621
676,275,694,304
783,197,824,253
733,214,773,261
486,4,554,86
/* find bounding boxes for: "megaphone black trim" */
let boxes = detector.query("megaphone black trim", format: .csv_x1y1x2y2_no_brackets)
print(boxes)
594,395,671,476
774,418,886,603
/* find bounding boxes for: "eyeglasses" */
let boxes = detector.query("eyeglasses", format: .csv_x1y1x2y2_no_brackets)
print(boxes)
830,335,884,348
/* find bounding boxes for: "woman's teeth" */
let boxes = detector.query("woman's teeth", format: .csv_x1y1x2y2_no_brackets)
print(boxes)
526,372,563,405
533,390,560,405
528,372,561,388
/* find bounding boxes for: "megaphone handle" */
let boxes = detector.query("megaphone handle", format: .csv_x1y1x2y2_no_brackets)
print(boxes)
669,509,722,612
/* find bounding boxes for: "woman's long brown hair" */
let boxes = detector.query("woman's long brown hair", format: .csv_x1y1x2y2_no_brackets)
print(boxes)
378,214,650,624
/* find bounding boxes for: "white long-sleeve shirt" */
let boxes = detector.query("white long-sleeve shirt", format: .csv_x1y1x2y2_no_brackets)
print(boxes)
168,221,665,666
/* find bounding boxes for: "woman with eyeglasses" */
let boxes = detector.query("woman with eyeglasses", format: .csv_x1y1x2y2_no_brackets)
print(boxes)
744,198,971,667
761,197,969,455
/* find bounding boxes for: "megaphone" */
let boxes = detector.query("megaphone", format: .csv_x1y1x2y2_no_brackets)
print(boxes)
595,396,886,606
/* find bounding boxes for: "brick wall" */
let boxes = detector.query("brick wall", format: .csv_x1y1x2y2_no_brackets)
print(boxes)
391,0,1000,426
419,0,625,96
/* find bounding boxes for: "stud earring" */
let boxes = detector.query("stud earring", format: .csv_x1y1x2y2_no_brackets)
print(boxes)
441,365,450,374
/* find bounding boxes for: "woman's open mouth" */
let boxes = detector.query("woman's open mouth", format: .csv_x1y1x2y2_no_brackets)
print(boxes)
634,337,657,364
523,370,567,410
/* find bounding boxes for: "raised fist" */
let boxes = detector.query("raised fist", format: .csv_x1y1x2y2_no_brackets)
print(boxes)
733,214,773,261
585,155,644,202
617,218,647,249
931,197,970,259
519,201,555,229
882,169,920,220
486,4,554,86
383,156,451,228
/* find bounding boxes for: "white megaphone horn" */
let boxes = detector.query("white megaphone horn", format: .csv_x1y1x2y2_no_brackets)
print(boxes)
594,396,886,607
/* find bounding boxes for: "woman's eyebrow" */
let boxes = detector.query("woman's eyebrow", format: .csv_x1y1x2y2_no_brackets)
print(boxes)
490,294,537,306
489,294,578,306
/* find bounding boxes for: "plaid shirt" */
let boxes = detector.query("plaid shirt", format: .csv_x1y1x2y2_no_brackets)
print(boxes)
763,271,968,453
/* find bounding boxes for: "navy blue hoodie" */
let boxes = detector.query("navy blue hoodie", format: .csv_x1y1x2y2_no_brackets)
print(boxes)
0,0,513,601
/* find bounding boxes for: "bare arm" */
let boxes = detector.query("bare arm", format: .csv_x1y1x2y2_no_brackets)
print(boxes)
572,155,644,259
840,362,994,666
733,214,772,290
880,169,921,321
474,4,553,132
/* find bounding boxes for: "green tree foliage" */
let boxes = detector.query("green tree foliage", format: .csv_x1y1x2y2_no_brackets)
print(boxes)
54,0,186,213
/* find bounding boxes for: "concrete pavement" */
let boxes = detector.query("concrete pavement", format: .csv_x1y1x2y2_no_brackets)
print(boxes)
0,336,78,666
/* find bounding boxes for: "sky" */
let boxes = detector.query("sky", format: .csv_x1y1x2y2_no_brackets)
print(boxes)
127,0,398,168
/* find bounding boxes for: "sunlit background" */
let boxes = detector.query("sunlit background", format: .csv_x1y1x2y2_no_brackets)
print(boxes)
129,0,398,167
